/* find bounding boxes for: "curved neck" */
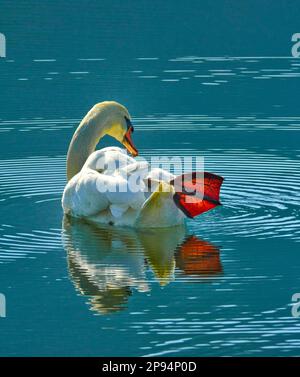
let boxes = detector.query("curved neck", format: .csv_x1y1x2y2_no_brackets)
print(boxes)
66,120,106,181
66,102,129,181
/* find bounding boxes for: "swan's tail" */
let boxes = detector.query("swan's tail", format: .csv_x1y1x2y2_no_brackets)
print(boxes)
170,172,224,218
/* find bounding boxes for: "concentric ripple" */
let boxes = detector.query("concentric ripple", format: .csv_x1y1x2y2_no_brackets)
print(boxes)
0,225,62,263
0,147,299,263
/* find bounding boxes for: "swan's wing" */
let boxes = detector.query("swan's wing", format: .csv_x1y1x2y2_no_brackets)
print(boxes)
104,173,146,212
62,168,146,219
62,169,110,217
144,168,176,194
119,160,149,175
83,147,136,174
63,148,148,220
146,168,175,182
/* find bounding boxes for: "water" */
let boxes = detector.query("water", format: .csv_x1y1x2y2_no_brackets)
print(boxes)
1,1,300,356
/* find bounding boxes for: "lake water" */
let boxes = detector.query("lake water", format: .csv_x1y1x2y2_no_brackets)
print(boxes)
1,1,300,357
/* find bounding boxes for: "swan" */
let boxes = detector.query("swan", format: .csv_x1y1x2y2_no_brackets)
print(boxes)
62,101,223,227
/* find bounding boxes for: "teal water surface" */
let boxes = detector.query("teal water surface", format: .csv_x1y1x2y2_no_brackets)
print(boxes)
0,1,300,356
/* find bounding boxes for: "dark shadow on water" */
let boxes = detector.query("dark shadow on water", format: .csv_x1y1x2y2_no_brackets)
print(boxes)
62,216,222,315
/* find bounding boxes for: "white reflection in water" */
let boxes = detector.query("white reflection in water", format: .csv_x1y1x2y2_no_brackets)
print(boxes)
62,216,222,315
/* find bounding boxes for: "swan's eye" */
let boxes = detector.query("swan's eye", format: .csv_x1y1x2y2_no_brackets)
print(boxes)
125,116,134,132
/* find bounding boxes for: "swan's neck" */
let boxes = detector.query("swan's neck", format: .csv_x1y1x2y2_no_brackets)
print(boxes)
66,102,128,181
66,121,106,181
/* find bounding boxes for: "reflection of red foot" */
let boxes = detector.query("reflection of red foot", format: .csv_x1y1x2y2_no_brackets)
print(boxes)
176,236,222,276
172,172,224,218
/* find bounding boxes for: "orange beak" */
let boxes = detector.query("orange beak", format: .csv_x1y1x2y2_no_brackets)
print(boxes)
123,127,138,157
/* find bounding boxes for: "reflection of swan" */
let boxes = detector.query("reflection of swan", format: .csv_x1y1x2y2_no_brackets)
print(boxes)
176,236,222,276
62,101,223,227
62,217,222,314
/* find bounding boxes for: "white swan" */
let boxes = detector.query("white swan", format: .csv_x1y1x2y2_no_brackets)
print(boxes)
62,101,223,227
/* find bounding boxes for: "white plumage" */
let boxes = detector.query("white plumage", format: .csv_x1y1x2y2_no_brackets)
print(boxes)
62,146,185,227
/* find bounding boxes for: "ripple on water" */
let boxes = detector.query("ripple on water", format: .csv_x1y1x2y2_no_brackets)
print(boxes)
0,225,62,263
0,148,299,265
1,115,300,133
0,128,299,355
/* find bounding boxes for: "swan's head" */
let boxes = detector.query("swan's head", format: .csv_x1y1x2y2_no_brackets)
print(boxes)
91,101,138,157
